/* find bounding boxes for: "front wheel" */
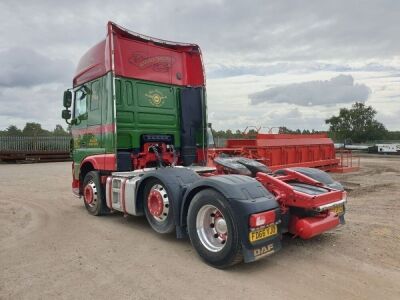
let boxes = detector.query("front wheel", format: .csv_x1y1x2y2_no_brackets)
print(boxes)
82,171,108,216
187,189,243,268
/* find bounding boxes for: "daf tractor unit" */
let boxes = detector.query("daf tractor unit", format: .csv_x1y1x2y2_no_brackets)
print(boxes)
62,22,346,268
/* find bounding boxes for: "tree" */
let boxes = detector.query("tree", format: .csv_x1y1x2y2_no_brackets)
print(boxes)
22,122,50,136
5,125,22,136
53,124,70,136
325,102,387,143
246,129,258,138
279,126,294,134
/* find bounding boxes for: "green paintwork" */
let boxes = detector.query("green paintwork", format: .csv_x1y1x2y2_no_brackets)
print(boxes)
115,77,181,149
68,72,207,179
71,73,115,179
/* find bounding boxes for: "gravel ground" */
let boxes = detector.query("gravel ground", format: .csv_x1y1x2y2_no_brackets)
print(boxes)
0,156,399,300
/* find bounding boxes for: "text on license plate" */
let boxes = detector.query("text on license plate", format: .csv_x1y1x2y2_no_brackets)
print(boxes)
330,205,344,215
249,224,278,243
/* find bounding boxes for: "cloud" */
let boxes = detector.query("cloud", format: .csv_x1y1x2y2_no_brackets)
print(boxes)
0,1,399,130
0,84,66,129
376,108,400,130
249,74,371,106
2,1,400,63
268,108,302,119
139,1,400,62
0,48,73,87
208,104,328,132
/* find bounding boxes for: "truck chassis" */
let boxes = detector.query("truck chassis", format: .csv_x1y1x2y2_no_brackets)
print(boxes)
79,153,346,268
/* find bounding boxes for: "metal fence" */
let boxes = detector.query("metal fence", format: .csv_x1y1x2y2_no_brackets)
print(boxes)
0,136,71,152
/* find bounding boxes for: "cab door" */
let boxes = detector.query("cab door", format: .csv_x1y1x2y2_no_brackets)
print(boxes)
71,80,105,180
87,80,103,152
87,80,102,127
72,86,89,166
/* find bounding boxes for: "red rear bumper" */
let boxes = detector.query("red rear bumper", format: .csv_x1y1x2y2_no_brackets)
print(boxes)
289,213,340,239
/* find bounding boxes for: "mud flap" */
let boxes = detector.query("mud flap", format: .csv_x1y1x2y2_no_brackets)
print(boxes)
242,238,282,263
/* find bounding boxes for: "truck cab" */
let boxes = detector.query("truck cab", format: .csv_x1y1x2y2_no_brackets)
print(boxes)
62,22,208,194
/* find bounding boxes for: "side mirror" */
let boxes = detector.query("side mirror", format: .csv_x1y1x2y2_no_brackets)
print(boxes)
82,85,91,95
63,90,72,108
62,109,71,120
78,112,88,121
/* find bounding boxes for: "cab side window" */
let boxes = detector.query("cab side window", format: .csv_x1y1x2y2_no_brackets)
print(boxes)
74,87,88,118
90,81,100,111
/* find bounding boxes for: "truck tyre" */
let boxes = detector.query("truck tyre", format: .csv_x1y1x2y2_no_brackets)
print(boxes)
187,189,243,268
143,178,175,234
83,171,108,216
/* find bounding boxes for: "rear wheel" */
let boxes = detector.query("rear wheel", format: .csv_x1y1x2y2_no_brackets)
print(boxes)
187,189,243,268
83,171,108,216
143,178,175,234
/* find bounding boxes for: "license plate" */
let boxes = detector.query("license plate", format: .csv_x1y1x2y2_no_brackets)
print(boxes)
330,205,344,215
249,224,278,243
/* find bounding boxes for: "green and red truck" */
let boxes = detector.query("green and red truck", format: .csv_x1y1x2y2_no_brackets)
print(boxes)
62,22,346,268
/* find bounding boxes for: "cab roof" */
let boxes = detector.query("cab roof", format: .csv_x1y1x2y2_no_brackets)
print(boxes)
73,22,205,87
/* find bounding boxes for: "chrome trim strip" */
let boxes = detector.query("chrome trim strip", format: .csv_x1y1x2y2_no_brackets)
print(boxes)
315,199,347,212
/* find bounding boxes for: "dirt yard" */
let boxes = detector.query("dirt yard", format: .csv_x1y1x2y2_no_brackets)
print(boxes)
0,156,399,300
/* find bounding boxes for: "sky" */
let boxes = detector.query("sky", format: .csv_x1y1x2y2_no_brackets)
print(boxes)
0,0,399,132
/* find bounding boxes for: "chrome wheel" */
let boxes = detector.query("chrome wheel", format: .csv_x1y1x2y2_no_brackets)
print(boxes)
196,204,228,252
147,184,169,223
84,180,97,208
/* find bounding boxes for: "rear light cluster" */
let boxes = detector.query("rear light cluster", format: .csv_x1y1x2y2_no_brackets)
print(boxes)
249,210,276,228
